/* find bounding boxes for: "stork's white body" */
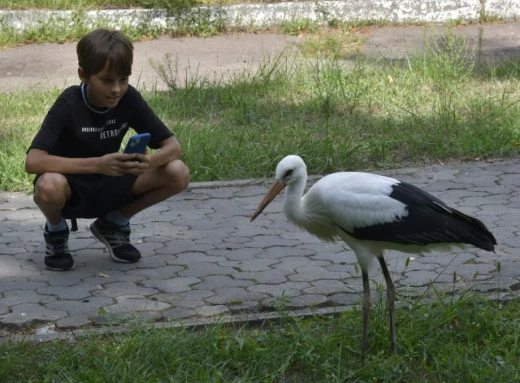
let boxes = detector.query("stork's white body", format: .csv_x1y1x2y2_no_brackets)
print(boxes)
287,171,462,269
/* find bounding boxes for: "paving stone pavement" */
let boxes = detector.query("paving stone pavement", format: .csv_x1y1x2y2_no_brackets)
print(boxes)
1,159,519,334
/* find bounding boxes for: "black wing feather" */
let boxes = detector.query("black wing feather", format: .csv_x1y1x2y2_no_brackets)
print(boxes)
342,181,496,251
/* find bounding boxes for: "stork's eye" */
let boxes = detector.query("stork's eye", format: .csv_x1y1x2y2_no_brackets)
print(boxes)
284,169,294,180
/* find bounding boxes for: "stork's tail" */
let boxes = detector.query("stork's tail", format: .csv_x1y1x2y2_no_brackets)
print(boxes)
450,208,497,252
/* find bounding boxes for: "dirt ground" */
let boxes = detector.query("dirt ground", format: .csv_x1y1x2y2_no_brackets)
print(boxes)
1,21,520,93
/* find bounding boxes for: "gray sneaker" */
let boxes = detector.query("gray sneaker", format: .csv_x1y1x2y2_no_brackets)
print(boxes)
44,225,74,271
90,218,141,263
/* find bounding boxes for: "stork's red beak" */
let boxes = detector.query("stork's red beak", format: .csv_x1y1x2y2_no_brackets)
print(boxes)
250,181,286,221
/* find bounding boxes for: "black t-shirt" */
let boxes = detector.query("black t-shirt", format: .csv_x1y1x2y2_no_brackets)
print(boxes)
28,84,173,158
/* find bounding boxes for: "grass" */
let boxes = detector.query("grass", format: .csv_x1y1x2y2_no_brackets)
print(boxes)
2,28,520,191
1,293,519,382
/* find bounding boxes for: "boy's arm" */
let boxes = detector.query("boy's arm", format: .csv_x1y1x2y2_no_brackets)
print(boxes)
25,148,146,176
146,136,183,169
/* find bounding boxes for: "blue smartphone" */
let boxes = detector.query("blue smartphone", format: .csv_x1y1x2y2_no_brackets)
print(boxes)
124,133,151,155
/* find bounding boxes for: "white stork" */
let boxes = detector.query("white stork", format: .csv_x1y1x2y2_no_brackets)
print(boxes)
250,155,496,362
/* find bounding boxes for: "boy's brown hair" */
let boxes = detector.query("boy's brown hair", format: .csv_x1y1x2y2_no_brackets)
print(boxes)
77,29,134,77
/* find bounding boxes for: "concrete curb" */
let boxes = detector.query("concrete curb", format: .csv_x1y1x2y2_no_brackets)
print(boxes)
3,291,516,343
1,305,354,342
2,1,520,33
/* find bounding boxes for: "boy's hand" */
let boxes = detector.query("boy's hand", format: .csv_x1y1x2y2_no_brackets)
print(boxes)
98,153,150,176
132,153,151,174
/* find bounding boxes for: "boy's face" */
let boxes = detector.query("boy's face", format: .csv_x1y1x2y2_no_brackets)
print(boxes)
78,62,129,109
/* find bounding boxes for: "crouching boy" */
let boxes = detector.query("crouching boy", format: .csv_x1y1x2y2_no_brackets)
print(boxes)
25,28,189,271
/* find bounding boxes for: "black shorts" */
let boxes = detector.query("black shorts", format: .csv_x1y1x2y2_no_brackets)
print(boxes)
34,173,139,219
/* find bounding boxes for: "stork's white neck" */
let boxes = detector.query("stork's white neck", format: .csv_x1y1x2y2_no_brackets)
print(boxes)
283,173,307,224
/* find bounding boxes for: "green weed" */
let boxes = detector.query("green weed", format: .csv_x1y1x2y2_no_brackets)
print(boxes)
2,30,520,191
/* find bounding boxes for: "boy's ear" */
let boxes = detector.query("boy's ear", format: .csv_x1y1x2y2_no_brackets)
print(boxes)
78,67,88,83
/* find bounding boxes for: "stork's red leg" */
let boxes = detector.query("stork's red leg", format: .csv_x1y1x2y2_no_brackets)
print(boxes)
378,255,396,353
361,269,371,364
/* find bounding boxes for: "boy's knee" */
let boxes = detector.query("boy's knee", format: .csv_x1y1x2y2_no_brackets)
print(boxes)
164,160,190,192
34,173,70,203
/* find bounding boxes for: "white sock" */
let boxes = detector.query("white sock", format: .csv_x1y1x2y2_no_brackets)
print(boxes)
103,209,130,226
47,216,68,232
